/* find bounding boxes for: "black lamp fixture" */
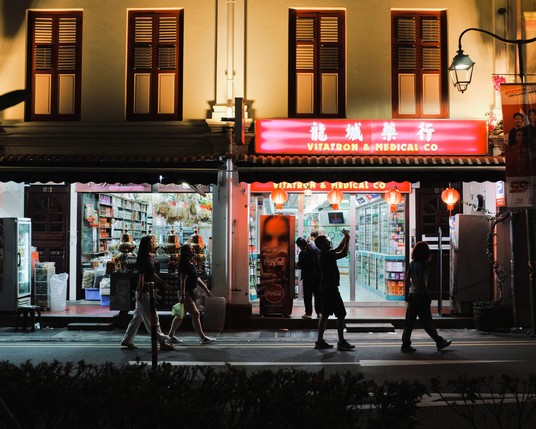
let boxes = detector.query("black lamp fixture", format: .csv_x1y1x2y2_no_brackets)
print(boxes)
449,27,536,93
448,47,475,93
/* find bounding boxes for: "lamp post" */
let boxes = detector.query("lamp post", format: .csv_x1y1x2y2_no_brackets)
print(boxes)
449,27,536,92
450,27,536,335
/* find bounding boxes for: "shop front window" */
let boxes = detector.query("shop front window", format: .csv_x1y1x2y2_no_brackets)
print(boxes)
78,188,212,306
249,185,408,304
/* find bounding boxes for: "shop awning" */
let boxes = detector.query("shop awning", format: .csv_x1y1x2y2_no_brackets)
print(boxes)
0,154,222,185
234,154,506,185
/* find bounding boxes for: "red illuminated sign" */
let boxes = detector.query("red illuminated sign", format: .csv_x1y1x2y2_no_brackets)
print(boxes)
255,119,488,156
250,181,411,193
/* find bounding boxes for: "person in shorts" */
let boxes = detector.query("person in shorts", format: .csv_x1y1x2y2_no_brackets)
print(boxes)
314,230,355,351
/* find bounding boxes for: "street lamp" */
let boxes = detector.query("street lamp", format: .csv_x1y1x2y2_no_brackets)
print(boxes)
449,27,536,92
450,28,536,334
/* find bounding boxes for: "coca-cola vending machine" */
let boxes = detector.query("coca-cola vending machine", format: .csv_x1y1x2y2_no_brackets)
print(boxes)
259,215,295,316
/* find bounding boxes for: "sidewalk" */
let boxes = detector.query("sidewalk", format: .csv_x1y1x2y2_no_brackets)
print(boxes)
0,325,471,345
0,299,474,331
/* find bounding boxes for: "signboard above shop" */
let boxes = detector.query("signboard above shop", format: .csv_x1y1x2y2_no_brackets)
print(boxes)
255,119,488,156
250,181,412,193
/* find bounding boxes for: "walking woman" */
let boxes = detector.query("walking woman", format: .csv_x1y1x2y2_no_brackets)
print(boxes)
168,243,215,343
121,235,174,351
401,241,452,353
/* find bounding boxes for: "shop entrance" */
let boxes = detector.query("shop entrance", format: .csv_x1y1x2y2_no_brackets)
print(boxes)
415,186,462,300
249,183,409,304
25,185,70,274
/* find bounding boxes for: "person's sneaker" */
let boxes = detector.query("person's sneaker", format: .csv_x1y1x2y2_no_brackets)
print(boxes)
401,345,416,353
159,342,175,351
437,339,452,351
301,314,312,319
201,337,216,344
169,336,183,344
120,341,137,350
337,340,356,351
314,340,334,350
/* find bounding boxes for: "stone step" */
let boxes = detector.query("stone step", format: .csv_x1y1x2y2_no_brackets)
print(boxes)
345,323,395,333
67,322,115,331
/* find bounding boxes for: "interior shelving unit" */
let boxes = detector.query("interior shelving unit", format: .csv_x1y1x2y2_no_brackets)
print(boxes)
355,197,406,300
96,194,148,253
80,193,149,268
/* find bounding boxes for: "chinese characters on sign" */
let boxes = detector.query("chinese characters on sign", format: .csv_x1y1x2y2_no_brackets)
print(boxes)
255,119,488,156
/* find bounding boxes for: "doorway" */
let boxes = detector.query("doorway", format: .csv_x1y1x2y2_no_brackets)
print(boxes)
25,185,70,275
415,185,462,300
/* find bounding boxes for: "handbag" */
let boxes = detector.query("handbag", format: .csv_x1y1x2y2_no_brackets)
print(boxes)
171,302,185,318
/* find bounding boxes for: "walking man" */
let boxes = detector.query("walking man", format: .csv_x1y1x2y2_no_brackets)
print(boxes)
314,230,355,351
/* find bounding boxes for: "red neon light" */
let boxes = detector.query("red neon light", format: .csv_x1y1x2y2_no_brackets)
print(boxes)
249,181,411,193
255,119,488,156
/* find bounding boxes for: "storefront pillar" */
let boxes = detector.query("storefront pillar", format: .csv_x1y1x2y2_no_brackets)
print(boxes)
212,158,252,327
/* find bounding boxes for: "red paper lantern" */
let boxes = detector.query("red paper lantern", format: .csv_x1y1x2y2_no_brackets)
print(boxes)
441,187,460,212
327,189,344,209
270,188,288,210
384,188,403,212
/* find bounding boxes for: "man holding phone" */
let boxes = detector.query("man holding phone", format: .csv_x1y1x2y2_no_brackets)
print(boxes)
314,229,355,351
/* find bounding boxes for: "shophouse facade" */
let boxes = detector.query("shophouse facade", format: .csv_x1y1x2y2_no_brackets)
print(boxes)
0,1,534,326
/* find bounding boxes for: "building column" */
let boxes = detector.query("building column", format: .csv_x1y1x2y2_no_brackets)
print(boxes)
207,0,246,126
212,157,252,327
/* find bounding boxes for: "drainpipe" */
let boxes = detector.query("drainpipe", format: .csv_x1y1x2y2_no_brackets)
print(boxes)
226,0,235,116
225,155,234,300
511,214,518,328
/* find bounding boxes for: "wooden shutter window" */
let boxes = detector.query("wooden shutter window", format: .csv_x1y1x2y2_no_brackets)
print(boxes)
392,11,447,118
134,17,153,70
27,12,82,121
127,11,182,120
289,10,345,118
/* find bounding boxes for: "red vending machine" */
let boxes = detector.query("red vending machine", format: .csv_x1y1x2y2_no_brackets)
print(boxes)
259,215,295,317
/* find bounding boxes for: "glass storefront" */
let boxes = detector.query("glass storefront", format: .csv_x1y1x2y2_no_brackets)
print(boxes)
78,188,213,297
249,184,407,304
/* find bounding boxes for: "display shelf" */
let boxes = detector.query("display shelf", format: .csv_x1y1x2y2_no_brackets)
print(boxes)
355,197,406,301
97,194,148,252
248,195,260,300
34,262,55,310
384,255,405,300
80,192,150,271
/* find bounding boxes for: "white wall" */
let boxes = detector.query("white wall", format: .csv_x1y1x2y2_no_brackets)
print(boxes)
0,182,25,217
246,0,500,120
0,0,216,122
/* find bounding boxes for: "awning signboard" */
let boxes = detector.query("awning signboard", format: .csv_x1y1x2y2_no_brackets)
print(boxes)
255,119,488,156
250,181,412,193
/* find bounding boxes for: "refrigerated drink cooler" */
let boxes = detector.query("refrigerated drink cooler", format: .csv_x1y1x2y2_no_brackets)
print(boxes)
0,218,32,312
449,214,492,314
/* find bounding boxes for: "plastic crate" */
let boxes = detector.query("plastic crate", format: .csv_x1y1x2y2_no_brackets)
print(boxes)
100,295,110,306
85,288,100,301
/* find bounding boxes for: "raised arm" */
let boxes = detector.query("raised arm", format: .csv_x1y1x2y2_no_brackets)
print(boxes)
333,230,350,260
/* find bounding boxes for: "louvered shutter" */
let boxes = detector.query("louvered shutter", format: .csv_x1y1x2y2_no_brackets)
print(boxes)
392,11,447,118
290,10,345,118
28,12,82,120
127,11,182,120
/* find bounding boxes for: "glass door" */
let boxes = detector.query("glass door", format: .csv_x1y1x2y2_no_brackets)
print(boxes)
17,221,32,297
